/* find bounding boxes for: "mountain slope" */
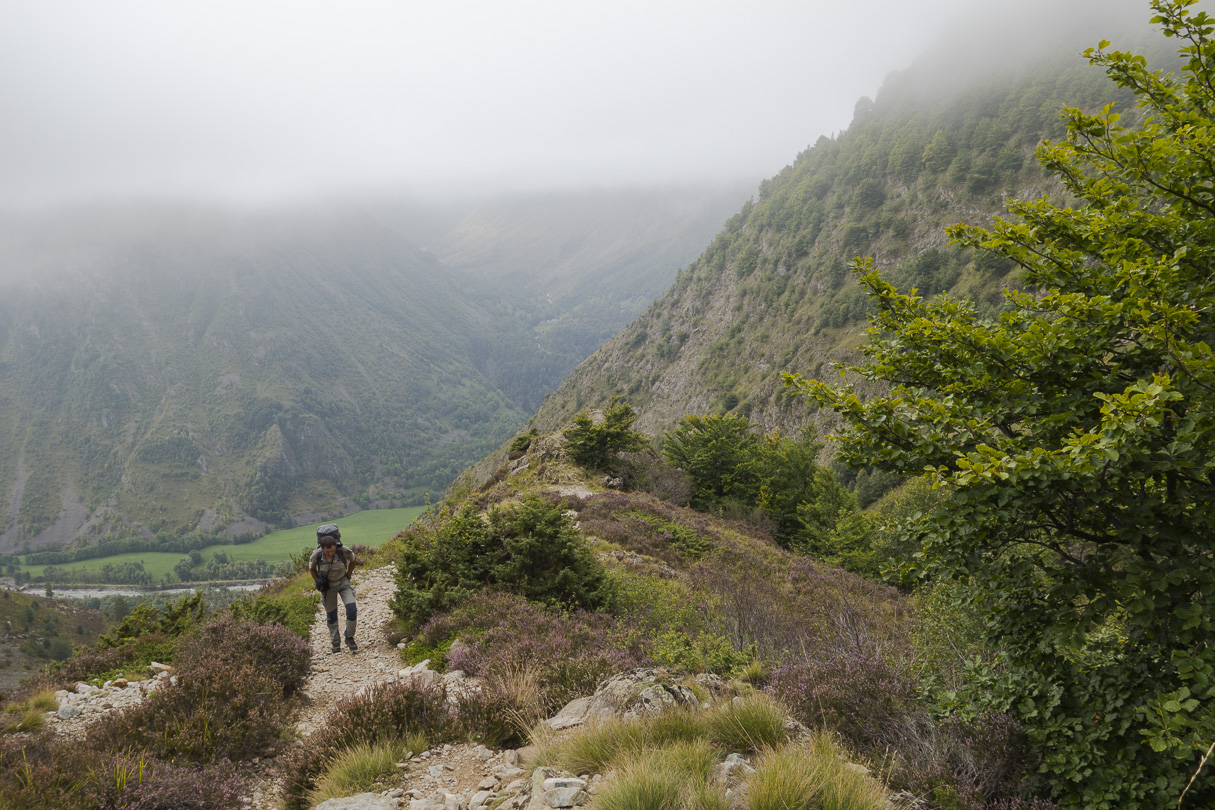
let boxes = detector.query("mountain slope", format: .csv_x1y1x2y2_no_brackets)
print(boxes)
0,204,524,551
370,185,750,411
503,11,1165,450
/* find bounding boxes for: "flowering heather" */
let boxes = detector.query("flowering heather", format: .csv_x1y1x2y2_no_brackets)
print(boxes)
423,590,651,713
175,614,311,696
767,653,921,749
88,755,246,810
886,712,1050,810
577,492,726,565
90,617,310,763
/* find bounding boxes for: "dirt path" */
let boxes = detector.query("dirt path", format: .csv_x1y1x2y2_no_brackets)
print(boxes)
244,566,534,810
243,565,403,807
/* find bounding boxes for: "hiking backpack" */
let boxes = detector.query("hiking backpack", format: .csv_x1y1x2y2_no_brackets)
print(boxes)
316,523,344,550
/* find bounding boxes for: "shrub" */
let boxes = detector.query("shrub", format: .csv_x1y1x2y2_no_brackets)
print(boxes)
94,592,206,652
48,593,208,686
90,617,309,763
1,733,99,810
578,493,725,566
175,614,311,696
229,586,317,638
390,507,498,631
488,494,613,612
85,754,245,810
0,733,246,810
889,713,1050,810
563,398,649,470
509,429,538,453
662,414,760,510
620,449,693,506
51,632,175,686
391,496,612,631
426,590,650,719
768,654,921,749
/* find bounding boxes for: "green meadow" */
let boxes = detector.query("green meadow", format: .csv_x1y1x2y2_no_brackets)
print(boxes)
18,506,426,583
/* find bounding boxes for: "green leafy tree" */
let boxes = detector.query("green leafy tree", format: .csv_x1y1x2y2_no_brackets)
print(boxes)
793,3,1215,805
563,397,649,469
389,507,500,631
663,415,858,553
756,429,852,549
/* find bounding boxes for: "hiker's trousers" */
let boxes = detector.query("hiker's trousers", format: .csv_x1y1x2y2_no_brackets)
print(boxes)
323,578,357,645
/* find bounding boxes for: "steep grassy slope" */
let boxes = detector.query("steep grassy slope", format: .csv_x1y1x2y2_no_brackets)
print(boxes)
0,204,524,551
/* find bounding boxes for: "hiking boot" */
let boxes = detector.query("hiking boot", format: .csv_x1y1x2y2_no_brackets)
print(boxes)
345,638,358,652
331,643,342,654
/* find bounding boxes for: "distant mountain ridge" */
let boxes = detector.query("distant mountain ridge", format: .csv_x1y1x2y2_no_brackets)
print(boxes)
0,204,524,552
369,185,750,412
0,187,741,556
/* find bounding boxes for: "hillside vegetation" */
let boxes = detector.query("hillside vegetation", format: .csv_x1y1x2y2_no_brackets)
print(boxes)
0,590,110,695
516,14,1168,442
0,205,522,551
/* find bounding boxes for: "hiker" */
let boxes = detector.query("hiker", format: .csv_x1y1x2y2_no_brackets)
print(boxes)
309,524,359,653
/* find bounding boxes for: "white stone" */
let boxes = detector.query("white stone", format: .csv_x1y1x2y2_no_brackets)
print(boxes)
547,696,590,730
56,702,82,720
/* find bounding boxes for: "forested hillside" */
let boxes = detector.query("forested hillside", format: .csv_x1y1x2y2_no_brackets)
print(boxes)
0,204,524,552
512,13,1166,442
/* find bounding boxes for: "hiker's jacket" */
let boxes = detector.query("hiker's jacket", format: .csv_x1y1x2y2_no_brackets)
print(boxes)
310,546,357,586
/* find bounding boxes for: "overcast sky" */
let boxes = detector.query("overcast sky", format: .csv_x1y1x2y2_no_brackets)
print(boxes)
0,0,1179,206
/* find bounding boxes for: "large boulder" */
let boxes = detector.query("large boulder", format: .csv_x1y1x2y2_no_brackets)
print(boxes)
586,669,700,720
546,669,700,730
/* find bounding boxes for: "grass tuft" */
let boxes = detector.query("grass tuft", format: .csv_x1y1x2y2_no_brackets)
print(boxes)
1,688,60,734
705,693,789,754
746,734,887,810
405,730,429,758
594,741,724,810
2,707,47,733
537,709,708,776
27,690,59,713
305,739,410,807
